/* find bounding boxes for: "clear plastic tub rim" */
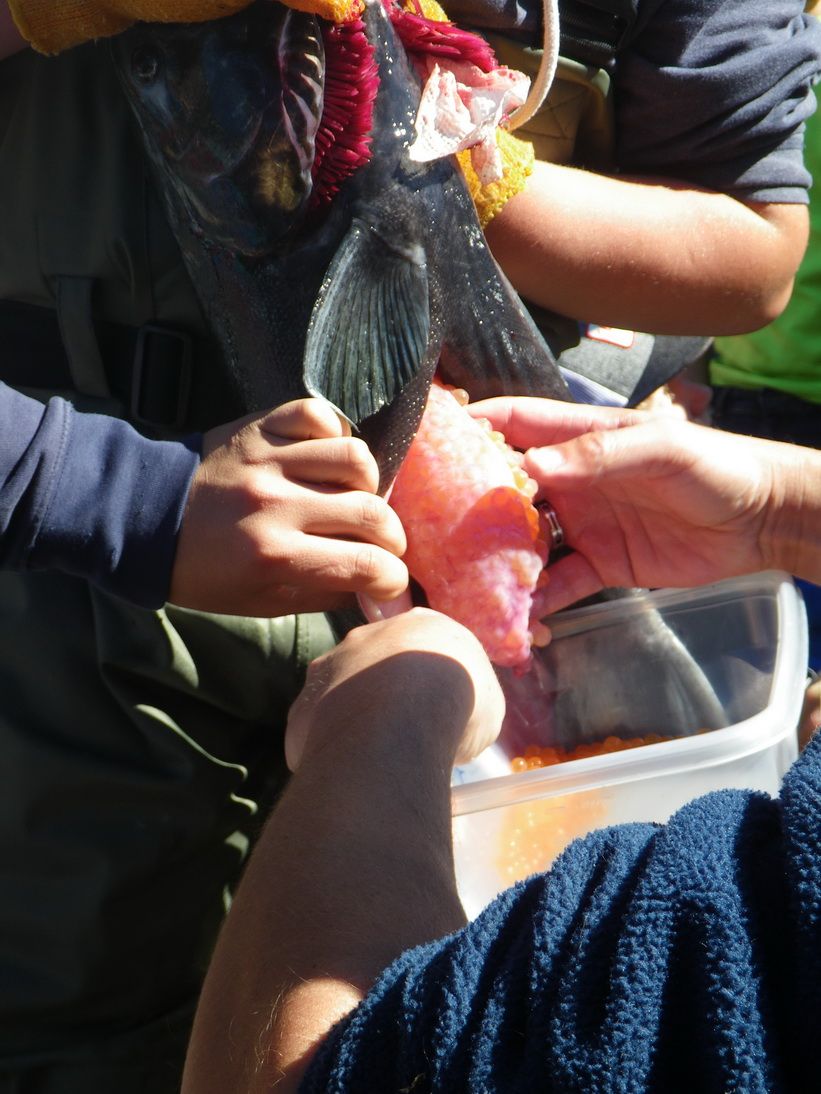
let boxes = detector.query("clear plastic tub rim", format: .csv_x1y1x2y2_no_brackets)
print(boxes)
451,572,808,914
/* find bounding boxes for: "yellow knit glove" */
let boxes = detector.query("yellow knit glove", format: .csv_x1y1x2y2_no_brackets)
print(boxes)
10,0,361,55
457,131,534,228
282,0,362,22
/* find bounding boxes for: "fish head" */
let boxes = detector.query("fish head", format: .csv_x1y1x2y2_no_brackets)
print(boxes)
112,3,325,256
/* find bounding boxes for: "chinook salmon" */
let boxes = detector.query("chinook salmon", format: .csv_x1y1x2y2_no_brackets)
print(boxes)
111,0,570,485
111,0,727,736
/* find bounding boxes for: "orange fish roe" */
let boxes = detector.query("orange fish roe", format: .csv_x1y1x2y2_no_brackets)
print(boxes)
497,733,673,882
389,381,548,667
509,733,672,771
496,792,607,883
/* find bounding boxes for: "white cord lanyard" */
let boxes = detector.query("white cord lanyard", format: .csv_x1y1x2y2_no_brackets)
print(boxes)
508,0,560,131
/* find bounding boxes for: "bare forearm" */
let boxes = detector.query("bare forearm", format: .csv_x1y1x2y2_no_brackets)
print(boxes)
763,441,821,586
485,160,808,335
182,686,469,1094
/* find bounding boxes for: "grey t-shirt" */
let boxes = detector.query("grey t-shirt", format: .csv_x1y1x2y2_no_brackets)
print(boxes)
443,0,821,201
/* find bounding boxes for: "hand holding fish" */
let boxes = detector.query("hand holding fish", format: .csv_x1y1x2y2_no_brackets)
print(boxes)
168,398,409,617
284,607,505,772
471,397,821,613
185,607,503,1094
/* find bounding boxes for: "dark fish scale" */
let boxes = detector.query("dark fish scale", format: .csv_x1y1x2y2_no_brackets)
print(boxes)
111,0,728,743
111,0,570,485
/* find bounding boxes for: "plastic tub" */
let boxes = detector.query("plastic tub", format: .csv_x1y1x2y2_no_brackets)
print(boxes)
451,572,808,917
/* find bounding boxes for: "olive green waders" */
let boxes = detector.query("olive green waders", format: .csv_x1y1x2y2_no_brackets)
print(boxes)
0,43,336,1091
0,24,619,1089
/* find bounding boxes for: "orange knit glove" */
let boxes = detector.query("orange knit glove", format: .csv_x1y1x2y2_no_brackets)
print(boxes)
10,0,361,55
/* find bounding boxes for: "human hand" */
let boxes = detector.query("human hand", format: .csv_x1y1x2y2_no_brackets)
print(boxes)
469,397,799,613
665,376,713,423
285,608,505,771
169,398,408,617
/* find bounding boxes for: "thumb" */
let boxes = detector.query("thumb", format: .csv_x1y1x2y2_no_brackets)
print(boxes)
257,398,353,442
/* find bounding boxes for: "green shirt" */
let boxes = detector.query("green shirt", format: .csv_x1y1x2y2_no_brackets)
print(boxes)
710,87,821,405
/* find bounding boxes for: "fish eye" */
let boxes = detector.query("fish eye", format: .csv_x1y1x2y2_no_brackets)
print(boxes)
131,45,162,84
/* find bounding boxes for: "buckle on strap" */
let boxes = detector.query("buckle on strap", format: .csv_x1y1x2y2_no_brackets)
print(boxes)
130,325,193,431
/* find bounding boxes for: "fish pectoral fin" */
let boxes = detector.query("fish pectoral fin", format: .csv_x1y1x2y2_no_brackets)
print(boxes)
303,219,431,426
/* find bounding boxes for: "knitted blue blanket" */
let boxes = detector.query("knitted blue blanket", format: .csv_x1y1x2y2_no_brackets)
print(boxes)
301,732,821,1092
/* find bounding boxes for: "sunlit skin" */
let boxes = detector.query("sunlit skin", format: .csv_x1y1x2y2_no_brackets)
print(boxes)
469,397,821,614
175,376,821,1093
485,162,808,336
170,398,409,617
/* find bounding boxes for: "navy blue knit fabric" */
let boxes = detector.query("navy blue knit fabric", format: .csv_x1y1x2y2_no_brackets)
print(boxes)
0,383,199,607
301,732,821,1092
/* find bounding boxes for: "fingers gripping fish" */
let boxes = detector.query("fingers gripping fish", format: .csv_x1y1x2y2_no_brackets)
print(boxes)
111,0,571,488
112,0,727,736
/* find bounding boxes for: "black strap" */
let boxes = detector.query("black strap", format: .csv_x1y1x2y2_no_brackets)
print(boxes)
56,275,113,400
558,0,638,68
629,335,713,406
0,298,228,433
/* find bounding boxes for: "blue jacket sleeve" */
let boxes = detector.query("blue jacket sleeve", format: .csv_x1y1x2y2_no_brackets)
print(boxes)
0,382,200,607
615,0,821,201
301,731,821,1092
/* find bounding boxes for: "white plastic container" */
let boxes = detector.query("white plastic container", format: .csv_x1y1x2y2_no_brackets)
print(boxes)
451,572,808,917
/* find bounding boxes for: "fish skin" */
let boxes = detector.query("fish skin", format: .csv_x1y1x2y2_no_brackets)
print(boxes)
112,0,728,744
110,0,571,486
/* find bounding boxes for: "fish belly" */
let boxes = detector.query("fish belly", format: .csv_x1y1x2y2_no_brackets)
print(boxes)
389,381,549,667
